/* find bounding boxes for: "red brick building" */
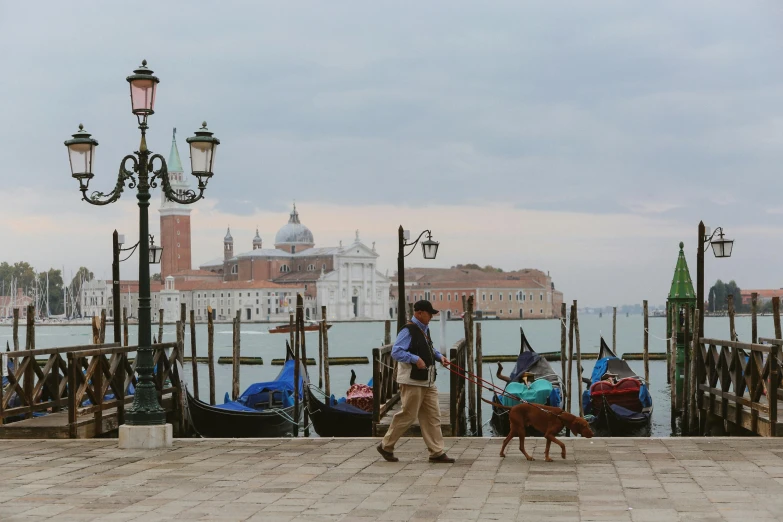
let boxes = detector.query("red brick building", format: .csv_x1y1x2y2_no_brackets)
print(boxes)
393,267,564,320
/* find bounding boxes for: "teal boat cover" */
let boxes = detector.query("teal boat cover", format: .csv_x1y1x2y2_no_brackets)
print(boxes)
499,379,554,407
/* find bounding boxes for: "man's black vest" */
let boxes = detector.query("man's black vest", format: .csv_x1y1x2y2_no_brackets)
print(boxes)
406,323,436,381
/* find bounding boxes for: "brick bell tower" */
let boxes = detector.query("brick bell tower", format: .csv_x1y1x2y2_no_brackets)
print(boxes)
159,128,192,279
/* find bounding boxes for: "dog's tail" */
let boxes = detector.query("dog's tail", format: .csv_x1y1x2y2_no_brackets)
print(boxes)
480,397,512,410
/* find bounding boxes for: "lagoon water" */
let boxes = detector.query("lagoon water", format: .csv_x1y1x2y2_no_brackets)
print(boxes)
0,314,775,437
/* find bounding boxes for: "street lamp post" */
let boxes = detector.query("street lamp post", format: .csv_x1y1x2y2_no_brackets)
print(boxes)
696,220,734,338
65,60,219,443
396,226,439,332
111,231,163,343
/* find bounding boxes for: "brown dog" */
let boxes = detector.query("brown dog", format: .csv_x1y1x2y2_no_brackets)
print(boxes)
485,399,593,462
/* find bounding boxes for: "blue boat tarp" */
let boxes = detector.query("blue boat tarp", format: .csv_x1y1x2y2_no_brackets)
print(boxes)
332,401,369,414
499,379,553,407
609,403,647,421
639,384,652,408
590,357,617,386
218,360,303,411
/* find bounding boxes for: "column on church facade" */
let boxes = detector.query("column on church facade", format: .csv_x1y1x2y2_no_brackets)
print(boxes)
371,263,376,319
346,261,352,319
337,261,343,321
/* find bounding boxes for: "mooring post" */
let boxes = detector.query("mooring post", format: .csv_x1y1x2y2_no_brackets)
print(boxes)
99,309,106,343
643,300,649,384
384,319,391,346
682,307,691,435
123,307,129,347
190,309,199,400
298,295,310,437
670,308,678,435
12,308,19,351
690,308,700,435
158,308,164,344
727,294,738,341
91,315,100,344
289,312,295,352
771,343,779,437
574,301,583,417
613,306,617,354
560,303,567,417
24,305,34,420
293,304,300,438
567,304,575,418
207,306,215,405
233,310,241,401
467,298,477,435
179,303,186,366
318,309,324,389
752,292,759,344
323,310,330,399
476,322,483,437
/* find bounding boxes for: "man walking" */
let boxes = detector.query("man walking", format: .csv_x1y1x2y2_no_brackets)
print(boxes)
376,300,455,463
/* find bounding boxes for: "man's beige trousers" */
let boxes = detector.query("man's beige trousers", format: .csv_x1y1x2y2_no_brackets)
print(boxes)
380,384,444,457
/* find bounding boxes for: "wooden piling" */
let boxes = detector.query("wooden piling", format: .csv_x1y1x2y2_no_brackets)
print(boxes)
122,307,128,347
682,307,690,435
319,306,326,390
24,305,34,420
689,309,699,435
289,313,295,353
207,306,215,405
612,306,617,354
574,301,583,417
91,316,100,344
567,304,575,418
728,294,738,341
158,309,164,343
560,303,567,414
179,304,186,365
467,297,477,435
99,310,106,344
643,300,649,384
298,295,310,437
323,308,330,399
190,309,199,400
475,322,483,437
384,320,391,346
233,310,241,401
293,304,300,438
773,297,782,340
12,308,19,351
670,307,678,434
751,292,758,344
771,343,779,437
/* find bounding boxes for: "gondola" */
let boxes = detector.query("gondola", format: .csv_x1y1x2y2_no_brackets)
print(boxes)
490,327,565,436
306,370,372,437
581,338,652,436
186,346,306,438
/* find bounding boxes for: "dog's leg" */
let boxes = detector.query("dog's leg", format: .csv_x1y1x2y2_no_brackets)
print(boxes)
518,426,534,461
499,430,514,458
544,439,553,462
544,432,567,461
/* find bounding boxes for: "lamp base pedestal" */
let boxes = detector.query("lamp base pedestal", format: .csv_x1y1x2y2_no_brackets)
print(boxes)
118,423,172,449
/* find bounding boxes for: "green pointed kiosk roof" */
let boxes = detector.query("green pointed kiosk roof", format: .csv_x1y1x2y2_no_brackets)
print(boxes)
168,128,184,173
669,241,696,302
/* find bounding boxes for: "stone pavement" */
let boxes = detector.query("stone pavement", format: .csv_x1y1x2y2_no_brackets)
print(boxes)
0,437,782,521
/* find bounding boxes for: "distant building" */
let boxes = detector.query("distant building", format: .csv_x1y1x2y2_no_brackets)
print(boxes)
0,289,34,318
740,289,783,306
393,267,563,320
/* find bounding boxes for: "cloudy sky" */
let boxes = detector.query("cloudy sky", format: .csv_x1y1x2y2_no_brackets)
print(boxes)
2,1,782,306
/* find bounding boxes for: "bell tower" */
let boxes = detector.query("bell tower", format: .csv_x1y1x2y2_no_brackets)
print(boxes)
158,128,192,279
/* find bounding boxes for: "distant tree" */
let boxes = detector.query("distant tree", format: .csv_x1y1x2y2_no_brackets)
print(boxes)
708,279,744,312
37,269,64,315
151,273,161,282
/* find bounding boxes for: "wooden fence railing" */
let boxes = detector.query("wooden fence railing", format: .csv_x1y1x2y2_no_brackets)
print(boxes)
372,344,399,435
450,339,468,437
697,337,780,436
0,341,183,438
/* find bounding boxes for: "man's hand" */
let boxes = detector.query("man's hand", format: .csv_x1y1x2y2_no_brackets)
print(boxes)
441,355,448,366
415,358,427,370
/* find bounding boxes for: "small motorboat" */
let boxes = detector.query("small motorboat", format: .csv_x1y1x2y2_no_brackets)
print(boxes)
269,321,331,334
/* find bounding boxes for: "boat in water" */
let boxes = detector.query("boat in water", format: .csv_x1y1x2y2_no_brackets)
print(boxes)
490,327,564,436
306,370,372,437
581,338,652,436
186,346,306,438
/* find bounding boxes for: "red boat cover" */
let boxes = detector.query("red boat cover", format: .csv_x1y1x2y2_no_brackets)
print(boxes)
346,384,373,413
590,377,642,413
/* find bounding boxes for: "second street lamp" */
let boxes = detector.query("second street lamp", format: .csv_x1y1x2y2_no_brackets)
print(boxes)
396,227,440,332
65,60,219,443
696,221,734,338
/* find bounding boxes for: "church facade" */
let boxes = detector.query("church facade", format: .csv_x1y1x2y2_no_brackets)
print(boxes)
195,205,392,321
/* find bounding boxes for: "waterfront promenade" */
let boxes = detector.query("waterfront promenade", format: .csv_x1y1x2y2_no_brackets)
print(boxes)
0,438,782,521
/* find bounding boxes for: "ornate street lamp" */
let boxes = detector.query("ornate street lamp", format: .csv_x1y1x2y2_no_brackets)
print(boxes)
396,227,439,332
65,60,219,437
696,222,734,339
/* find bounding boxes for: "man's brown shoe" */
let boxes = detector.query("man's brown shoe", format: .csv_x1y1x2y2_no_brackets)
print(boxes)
377,444,399,462
429,453,455,463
